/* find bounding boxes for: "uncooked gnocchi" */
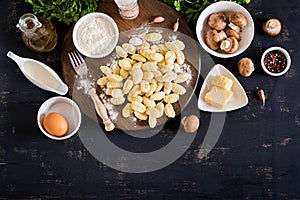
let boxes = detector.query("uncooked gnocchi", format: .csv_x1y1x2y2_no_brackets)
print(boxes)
100,65,112,75
110,96,125,105
97,31,192,128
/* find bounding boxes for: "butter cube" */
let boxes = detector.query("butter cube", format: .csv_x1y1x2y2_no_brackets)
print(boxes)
211,75,233,91
205,86,233,108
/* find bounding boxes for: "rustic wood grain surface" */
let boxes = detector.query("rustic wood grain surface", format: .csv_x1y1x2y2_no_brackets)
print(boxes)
1,0,300,199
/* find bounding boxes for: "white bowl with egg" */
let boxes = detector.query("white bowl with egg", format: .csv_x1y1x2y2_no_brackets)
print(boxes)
73,12,119,58
37,97,81,140
196,1,254,58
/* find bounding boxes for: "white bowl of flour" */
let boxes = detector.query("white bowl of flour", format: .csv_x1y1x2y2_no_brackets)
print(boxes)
73,12,119,58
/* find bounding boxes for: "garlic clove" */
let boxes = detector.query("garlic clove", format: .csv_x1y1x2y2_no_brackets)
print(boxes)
173,18,179,32
149,16,165,24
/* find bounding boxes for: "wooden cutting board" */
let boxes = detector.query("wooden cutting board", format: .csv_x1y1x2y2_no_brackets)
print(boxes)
61,0,198,131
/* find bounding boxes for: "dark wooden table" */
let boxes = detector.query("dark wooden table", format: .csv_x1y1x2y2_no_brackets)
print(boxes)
1,0,300,199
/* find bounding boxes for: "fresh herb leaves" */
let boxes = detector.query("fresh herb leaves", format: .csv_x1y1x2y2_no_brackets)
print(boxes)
25,0,99,24
163,0,251,22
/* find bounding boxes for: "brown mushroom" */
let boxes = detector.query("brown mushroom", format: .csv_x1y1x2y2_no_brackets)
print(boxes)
207,12,227,31
205,29,222,50
220,37,239,54
238,57,255,77
263,18,282,36
228,12,248,32
181,115,200,133
225,27,241,41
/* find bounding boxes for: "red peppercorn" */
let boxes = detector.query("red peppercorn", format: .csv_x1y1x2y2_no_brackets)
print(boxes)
263,50,287,73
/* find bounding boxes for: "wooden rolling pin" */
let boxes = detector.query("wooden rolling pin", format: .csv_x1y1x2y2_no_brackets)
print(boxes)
88,88,115,131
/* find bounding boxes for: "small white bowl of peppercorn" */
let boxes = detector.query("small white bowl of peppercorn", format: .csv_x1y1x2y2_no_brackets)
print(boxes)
261,46,291,76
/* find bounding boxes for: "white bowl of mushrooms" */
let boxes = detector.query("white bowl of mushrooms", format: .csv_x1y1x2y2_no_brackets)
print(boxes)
196,1,254,58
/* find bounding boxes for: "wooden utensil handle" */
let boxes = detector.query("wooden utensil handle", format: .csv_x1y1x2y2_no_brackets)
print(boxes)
88,88,115,131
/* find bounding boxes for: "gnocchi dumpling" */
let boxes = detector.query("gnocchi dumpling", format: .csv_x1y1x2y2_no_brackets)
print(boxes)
122,103,133,118
110,96,125,105
131,101,147,113
129,37,143,46
100,65,112,75
122,43,136,54
142,96,156,108
140,80,151,93
164,93,179,104
142,71,154,81
116,46,128,58
132,54,147,62
174,73,190,83
173,40,185,50
175,50,185,65
148,117,157,128
165,51,176,64
132,67,143,84
145,32,162,42
164,103,175,118
97,76,108,86
106,74,123,82
107,81,123,89
142,62,157,72
134,112,148,121
119,58,132,71
150,91,165,101
172,83,186,95
110,88,123,98
123,79,134,95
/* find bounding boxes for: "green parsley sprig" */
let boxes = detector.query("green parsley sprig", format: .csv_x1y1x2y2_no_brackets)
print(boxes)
25,0,99,24
163,0,251,22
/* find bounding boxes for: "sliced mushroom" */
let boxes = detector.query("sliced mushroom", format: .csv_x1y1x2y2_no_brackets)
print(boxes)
263,18,282,36
225,27,241,41
220,37,239,54
228,12,248,32
207,12,227,31
205,29,222,50
238,57,254,77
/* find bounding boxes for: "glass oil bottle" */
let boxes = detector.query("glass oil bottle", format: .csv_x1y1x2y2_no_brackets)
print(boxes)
16,13,58,53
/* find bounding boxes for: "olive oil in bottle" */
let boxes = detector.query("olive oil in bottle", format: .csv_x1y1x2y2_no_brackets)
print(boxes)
16,13,58,53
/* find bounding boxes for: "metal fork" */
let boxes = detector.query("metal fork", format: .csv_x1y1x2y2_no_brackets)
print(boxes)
68,50,115,132
68,50,88,79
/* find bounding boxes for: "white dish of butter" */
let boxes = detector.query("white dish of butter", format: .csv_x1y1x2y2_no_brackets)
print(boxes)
198,64,248,112
73,12,119,58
